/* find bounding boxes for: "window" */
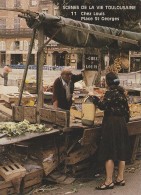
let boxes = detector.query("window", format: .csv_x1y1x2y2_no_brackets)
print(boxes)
24,40,29,51
30,0,37,6
0,0,6,8
0,18,6,29
0,41,6,51
54,7,59,16
42,9,48,14
14,41,20,50
14,18,20,30
14,0,21,7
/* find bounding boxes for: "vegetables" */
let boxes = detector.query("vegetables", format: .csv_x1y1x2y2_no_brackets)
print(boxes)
0,120,51,137
106,57,122,73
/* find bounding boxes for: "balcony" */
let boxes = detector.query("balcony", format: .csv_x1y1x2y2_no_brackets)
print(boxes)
0,28,33,38
39,0,51,5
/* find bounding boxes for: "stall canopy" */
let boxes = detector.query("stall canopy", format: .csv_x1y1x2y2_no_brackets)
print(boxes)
29,13,141,51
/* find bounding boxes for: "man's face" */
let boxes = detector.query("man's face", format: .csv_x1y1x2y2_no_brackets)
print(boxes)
62,72,72,83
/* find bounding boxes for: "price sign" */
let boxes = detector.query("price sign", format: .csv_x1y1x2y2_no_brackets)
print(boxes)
84,55,99,70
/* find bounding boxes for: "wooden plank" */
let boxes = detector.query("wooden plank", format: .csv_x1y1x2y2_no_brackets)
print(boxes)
65,145,97,165
42,146,65,176
80,128,98,145
1,93,36,105
130,135,141,163
24,177,42,188
128,120,141,135
24,169,43,182
39,108,56,124
0,103,12,117
0,129,59,146
0,162,26,181
0,180,12,190
24,183,41,194
12,105,37,123
40,108,70,127
24,106,37,123
56,110,70,127
12,106,24,122
0,169,43,194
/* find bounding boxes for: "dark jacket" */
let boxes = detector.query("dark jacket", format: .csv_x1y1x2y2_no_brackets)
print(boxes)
93,85,130,122
52,73,83,110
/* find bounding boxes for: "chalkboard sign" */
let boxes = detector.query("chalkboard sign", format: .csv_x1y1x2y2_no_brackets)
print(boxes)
84,55,99,70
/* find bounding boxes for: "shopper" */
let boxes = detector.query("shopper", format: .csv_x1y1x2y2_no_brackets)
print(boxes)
92,72,131,190
0,65,12,86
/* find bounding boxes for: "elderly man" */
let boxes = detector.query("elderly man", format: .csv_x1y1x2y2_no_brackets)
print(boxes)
52,68,83,110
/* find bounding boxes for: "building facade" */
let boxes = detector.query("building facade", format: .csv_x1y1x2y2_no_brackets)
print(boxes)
0,0,81,68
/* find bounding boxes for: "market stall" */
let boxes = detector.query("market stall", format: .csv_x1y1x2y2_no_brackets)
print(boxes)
0,8,141,194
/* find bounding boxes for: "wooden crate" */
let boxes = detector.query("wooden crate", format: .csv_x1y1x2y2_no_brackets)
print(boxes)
12,105,37,123
0,168,43,195
56,110,70,127
65,145,97,165
80,128,98,146
42,147,65,176
12,106,24,122
40,108,56,124
0,161,26,181
24,168,43,189
24,83,37,94
24,106,37,123
1,93,36,105
40,108,70,127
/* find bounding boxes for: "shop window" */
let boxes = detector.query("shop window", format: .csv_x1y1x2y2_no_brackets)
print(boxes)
0,0,6,8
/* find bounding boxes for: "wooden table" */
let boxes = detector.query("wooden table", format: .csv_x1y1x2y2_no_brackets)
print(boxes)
0,129,60,146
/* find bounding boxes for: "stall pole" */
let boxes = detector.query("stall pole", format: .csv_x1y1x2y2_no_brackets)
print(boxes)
18,29,36,106
36,26,45,123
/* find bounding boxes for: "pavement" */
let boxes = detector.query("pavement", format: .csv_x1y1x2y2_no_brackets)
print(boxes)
30,160,141,195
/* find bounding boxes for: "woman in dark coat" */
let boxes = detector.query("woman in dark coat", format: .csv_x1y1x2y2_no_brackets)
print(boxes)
93,72,131,190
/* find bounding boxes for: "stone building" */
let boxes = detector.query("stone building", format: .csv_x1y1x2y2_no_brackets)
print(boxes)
0,0,81,68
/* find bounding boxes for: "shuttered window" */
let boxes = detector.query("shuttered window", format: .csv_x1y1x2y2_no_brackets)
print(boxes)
0,0,6,8
14,0,21,7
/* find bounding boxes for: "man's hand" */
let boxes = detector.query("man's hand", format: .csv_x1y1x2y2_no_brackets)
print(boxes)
53,100,58,109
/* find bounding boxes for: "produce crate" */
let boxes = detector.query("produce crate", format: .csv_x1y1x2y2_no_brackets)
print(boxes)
0,168,43,195
0,160,26,181
40,107,70,127
12,105,37,123
1,93,36,105
65,145,97,165
42,146,65,176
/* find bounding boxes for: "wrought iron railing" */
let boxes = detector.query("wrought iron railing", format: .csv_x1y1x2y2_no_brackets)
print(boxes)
0,28,33,38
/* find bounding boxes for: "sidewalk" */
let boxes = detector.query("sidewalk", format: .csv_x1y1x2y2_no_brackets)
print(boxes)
31,160,141,195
